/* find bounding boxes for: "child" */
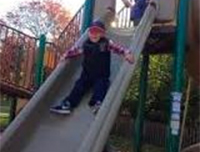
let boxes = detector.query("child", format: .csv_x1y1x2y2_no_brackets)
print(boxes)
50,20,134,115
122,0,148,26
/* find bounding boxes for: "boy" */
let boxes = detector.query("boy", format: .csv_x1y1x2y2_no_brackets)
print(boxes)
50,20,134,115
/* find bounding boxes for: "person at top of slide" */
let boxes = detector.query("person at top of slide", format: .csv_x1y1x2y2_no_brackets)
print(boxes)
122,0,149,26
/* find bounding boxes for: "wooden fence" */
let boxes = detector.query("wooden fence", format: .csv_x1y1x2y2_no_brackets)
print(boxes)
112,115,200,149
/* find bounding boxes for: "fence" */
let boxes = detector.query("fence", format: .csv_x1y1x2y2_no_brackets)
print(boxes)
112,115,200,149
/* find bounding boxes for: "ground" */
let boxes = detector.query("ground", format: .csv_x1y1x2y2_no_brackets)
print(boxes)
109,135,165,152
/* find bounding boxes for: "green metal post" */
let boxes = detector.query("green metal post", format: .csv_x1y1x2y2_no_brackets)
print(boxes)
81,0,95,34
35,34,46,88
166,0,189,151
134,53,149,152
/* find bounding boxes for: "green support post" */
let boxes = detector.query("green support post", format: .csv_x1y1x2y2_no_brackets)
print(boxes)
35,34,46,89
166,0,189,151
134,53,149,152
81,0,95,34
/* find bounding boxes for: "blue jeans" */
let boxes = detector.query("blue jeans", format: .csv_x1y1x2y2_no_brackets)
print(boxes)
66,71,110,108
130,0,148,25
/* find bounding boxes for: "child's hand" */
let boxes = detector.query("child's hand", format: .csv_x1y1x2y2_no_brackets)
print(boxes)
59,53,68,63
124,52,134,64
59,55,66,62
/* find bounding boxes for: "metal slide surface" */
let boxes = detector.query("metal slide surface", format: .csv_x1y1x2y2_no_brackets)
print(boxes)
0,57,96,152
0,3,157,152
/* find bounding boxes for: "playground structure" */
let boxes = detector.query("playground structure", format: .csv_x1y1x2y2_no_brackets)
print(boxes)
0,0,199,152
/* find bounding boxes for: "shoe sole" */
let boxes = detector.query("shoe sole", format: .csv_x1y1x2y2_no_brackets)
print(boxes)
50,109,71,115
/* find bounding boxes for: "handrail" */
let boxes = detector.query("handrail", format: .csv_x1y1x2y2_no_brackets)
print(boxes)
0,23,38,40
58,5,84,39
115,6,134,28
56,5,84,52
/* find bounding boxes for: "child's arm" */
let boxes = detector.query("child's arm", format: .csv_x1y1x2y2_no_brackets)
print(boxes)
121,0,132,7
108,40,134,64
60,45,83,61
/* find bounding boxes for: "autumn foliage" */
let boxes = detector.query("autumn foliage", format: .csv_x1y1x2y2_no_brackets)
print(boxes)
5,0,72,40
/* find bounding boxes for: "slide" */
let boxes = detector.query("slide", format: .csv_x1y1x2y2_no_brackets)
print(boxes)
0,3,157,152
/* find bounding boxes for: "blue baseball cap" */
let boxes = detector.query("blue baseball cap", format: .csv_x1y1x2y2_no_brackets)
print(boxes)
89,20,106,33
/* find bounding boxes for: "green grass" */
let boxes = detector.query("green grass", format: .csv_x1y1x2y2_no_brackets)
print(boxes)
0,104,10,129
109,135,133,152
142,145,164,152
0,112,9,129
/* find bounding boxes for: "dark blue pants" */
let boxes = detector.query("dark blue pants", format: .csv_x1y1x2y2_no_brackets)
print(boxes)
66,72,110,108
130,0,147,25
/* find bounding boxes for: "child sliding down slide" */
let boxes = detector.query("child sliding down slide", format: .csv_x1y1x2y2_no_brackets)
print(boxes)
50,20,134,115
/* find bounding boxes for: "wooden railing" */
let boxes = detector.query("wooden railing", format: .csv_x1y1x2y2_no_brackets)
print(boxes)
0,5,84,91
0,23,38,91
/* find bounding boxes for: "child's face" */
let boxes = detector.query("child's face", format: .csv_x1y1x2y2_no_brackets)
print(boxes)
88,28,105,43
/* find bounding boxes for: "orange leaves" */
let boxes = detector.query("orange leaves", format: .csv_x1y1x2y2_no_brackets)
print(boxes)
5,0,72,40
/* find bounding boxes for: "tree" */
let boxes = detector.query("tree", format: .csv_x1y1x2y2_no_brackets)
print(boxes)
4,0,71,40
123,54,200,125
0,19,6,25
123,55,173,122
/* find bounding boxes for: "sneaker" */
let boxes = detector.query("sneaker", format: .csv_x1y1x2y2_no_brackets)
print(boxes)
50,101,71,115
91,101,102,114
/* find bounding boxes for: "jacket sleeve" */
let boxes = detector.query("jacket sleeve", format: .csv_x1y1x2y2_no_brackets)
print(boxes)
108,40,131,55
62,45,83,59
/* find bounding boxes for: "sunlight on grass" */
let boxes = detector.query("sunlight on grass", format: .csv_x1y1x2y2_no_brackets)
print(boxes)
0,112,9,129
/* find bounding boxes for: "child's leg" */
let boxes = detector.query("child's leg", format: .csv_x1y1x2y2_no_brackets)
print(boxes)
65,72,92,108
50,72,91,114
130,0,147,25
89,78,110,106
